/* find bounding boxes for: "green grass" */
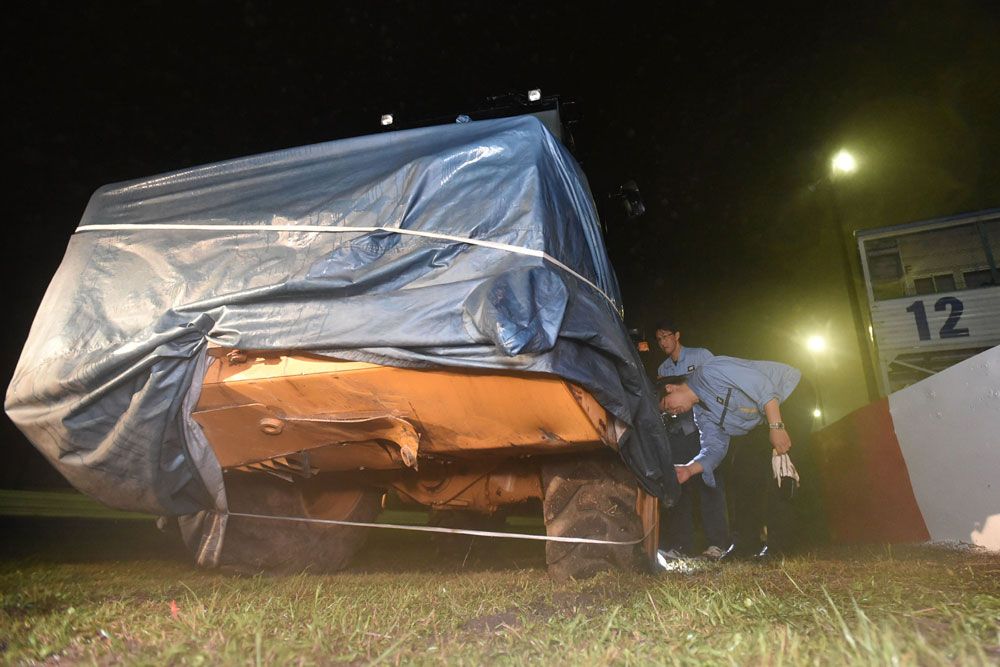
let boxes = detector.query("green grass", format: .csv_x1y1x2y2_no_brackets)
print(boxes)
0,489,151,520
2,513,999,666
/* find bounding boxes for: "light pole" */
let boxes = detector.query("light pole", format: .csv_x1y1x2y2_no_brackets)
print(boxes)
816,148,881,403
805,334,827,426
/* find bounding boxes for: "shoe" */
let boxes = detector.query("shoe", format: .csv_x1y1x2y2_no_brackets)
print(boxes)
753,544,781,563
717,543,755,562
701,545,726,560
655,548,687,569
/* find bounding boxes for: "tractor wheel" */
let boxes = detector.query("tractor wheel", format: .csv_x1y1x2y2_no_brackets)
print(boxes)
541,455,649,580
218,472,381,573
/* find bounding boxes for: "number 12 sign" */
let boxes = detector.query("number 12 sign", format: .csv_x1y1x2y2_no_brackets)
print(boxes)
872,287,1000,352
904,297,970,341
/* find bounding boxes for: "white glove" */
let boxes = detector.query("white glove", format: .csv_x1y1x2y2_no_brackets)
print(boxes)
772,451,800,487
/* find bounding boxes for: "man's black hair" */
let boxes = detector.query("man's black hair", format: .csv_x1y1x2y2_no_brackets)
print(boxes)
655,374,688,388
654,318,679,333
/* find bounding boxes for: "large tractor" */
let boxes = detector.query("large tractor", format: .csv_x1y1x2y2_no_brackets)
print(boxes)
7,95,676,579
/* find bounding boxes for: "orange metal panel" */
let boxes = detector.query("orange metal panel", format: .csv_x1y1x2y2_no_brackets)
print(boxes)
195,351,611,471
193,402,420,470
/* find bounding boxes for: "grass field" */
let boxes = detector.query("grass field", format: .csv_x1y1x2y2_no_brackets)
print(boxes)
2,492,999,665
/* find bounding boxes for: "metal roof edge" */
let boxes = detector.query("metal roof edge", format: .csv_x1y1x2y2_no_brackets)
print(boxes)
854,207,1000,240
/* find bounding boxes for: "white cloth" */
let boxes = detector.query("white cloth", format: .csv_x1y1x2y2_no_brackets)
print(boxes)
771,451,800,487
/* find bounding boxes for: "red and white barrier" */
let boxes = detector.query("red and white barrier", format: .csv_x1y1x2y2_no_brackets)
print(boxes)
813,345,1000,551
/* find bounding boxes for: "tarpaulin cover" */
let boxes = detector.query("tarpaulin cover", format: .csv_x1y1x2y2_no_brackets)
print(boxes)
5,116,677,516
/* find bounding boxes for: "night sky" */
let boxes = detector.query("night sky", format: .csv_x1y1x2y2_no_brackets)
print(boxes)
5,1,1000,486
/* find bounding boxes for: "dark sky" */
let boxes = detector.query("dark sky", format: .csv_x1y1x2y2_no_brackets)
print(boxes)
5,1,1000,486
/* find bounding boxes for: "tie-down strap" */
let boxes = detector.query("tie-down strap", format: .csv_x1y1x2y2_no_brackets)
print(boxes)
225,510,652,545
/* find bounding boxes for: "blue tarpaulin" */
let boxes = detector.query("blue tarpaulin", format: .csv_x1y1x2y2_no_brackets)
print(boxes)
5,116,677,516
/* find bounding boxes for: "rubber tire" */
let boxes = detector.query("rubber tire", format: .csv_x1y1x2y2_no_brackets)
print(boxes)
218,472,381,574
542,455,647,580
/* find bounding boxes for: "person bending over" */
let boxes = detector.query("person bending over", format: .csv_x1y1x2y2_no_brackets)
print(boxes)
661,355,813,559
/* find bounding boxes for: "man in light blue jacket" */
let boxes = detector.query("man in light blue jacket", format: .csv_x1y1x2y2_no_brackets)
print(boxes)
661,355,812,558
654,318,728,560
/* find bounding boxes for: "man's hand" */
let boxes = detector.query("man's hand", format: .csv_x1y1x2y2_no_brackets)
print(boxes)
674,464,693,484
769,427,792,455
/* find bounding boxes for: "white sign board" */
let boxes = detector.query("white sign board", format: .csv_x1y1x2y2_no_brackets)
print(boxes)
871,286,1000,354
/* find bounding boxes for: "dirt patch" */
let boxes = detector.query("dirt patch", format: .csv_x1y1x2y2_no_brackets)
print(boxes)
910,616,953,643
2,597,65,620
461,611,521,633
548,590,603,613
460,583,617,637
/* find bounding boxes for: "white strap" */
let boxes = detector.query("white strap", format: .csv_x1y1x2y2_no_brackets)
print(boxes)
226,510,650,546
75,223,621,316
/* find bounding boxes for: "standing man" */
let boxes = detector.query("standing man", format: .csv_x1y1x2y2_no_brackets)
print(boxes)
653,319,728,560
661,356,813,559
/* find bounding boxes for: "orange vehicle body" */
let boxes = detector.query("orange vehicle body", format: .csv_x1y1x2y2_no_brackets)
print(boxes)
192,348,659,562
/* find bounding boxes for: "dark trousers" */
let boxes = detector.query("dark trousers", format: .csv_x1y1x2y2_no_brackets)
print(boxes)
662,429,730,553
727,378,816,554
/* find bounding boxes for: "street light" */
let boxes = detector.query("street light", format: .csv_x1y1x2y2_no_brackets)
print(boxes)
806,335,827,353
831,149,857,176
804,333,828,426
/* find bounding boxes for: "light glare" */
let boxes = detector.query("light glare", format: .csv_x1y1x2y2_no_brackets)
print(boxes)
527,88,542,102
806,335,827,353
380,114,394,126
831,149,857,174
813,408,822,418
